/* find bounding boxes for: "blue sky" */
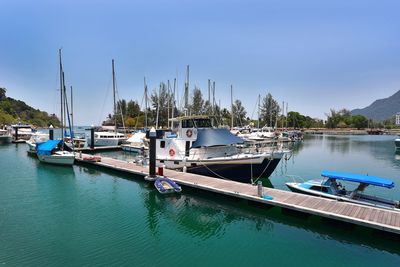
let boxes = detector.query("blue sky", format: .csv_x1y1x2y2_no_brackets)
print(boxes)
1,0,400,125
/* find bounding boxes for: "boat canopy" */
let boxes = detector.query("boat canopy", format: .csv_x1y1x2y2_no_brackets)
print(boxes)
36,140,63,156
321,170,395,189
191,128,244,148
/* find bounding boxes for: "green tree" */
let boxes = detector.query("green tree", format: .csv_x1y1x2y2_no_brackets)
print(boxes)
0,87,6,100
260,93,280,128
326,109,351,128
232,99,247,126
126,100,141,118
351,114,368,129
190,87,204,115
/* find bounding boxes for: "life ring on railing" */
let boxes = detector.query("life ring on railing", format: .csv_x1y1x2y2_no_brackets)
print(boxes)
186,129,193,138
169,148,175,157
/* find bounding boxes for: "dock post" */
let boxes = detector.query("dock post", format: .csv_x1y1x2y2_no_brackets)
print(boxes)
49,125,54,140
15,127,18,141
257,181,263,197
149,127,156,177
90,127,95,149
145,127,157,181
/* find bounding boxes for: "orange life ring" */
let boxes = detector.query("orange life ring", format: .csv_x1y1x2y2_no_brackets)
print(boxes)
186,129,193,138
169,148,175,157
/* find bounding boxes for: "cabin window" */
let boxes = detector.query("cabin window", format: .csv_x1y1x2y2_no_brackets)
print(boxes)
160,141,165,148
310,186,328,193
194,118,212,128
182,120,194,128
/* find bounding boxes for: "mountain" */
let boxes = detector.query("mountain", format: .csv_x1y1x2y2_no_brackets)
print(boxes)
351,90,400,121
0,87,60,127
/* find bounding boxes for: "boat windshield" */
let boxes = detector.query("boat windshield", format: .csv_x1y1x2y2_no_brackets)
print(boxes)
181,118,212,128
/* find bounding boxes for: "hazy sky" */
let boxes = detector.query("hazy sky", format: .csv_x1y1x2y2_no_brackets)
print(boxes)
1,0,400,125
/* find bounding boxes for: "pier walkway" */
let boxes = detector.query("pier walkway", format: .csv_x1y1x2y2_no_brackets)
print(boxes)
75,153,400,235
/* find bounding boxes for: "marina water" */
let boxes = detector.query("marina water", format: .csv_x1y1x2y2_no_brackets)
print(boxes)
1,135,399,266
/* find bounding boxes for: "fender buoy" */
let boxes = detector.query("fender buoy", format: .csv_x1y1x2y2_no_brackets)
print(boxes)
186,129,193,138
169,148,175,157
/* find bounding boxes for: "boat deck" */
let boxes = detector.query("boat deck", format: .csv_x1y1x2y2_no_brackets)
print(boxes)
75,153,400,235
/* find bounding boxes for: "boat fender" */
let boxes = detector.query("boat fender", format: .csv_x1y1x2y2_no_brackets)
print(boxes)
186,129,193,138
169,148,175,157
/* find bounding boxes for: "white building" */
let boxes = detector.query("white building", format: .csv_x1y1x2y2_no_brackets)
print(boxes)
396,113,400,125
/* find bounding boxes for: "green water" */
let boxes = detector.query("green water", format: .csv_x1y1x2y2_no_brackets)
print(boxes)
1,135,400,266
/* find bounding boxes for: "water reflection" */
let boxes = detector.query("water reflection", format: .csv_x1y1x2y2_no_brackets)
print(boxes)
140,184,275,240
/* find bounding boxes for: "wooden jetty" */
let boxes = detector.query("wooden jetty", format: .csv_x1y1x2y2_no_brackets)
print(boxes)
75,153,400,235
75,145,121,153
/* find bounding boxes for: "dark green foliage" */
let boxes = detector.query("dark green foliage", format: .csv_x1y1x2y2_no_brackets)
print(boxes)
232,99,247,126
351,115,368,129
260,93,280,127
286,111,323,128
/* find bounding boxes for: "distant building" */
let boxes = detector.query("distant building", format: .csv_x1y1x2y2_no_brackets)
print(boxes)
396,113,400,125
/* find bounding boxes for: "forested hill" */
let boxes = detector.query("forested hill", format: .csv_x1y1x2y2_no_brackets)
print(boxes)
0,87,60,127
351,90,400,121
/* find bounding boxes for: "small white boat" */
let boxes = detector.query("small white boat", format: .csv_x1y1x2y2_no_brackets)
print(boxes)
121,131,148,153
0,129,12,144
87,131,126,146
26,132,49,153
36,140,75,165
286,171,400,211
395,138,400,150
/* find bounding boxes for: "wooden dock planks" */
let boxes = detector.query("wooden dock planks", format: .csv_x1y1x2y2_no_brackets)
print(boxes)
74,153,400,235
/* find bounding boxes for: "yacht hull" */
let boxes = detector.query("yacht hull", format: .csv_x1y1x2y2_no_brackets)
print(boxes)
186,158,282,183
37,153,75,165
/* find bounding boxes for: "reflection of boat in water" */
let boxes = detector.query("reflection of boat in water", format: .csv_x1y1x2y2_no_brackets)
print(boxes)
154,176,182,194
286,170,400,211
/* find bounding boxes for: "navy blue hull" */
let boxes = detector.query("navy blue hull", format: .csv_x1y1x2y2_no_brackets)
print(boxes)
187,158,282,183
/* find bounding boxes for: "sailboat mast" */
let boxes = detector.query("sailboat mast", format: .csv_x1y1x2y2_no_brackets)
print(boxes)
167,80,170,128
172,78,176,128
184,65,189,110
230,85,233,129
257,94,260,129
112,59,116,133
70,86,74,134
156,84,161,129
144,77,148,129
59,49,64,140
286,102,288,129
208,79,211,107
